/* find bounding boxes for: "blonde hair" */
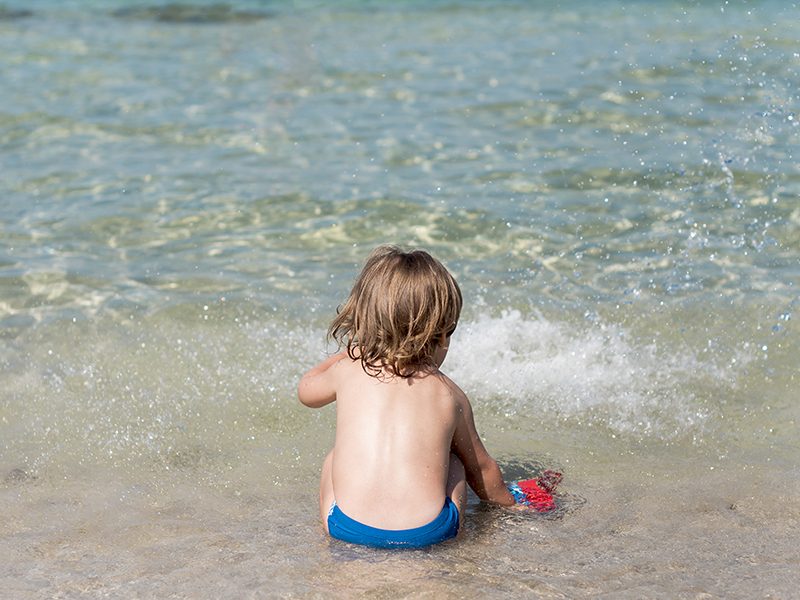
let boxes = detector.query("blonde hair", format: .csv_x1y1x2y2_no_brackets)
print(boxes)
329,245,462,378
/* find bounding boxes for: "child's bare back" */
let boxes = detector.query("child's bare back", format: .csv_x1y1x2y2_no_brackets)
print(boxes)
298,246,514,549
308,356,460,528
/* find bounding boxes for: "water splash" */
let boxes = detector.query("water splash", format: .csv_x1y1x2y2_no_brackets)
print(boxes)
447,310,751,439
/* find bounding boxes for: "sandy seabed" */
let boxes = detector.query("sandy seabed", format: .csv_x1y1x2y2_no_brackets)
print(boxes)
3,446,798,599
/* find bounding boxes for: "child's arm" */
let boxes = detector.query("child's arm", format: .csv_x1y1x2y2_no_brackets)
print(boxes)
297,351,348,408
451,391,515,506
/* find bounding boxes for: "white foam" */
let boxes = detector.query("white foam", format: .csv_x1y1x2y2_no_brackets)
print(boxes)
446,310,746,439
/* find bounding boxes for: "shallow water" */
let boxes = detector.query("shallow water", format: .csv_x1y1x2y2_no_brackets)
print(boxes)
1,1,799,597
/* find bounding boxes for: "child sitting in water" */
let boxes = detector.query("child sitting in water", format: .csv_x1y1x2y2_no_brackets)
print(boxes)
298,245,515,548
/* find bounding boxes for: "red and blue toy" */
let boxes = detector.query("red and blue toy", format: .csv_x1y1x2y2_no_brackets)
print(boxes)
507,470,562,512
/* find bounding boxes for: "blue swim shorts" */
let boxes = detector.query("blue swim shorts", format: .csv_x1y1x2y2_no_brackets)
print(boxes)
327,497,460,549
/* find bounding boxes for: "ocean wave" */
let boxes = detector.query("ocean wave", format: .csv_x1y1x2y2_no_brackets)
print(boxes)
447,310,751,439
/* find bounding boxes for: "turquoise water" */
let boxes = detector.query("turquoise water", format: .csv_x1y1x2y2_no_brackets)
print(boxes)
1,1,799,597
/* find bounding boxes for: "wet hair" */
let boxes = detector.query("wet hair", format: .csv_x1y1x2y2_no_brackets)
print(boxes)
329,245,462,378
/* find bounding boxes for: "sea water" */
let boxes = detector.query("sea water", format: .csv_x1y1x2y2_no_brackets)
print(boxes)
1,1,798,597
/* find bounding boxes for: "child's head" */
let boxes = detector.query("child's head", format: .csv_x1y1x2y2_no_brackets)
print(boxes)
329,245,462,377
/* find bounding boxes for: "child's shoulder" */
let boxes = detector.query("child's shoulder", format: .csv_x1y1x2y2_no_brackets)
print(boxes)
427,370,470,405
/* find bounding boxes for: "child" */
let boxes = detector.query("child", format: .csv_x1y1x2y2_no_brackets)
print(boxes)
298,245,515,548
